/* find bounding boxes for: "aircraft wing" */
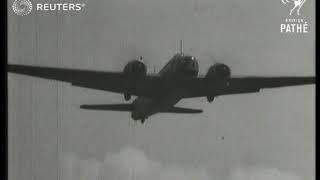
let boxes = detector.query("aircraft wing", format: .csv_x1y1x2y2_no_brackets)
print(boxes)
183,76,315,98
8,64,315,98
8,64,162,97
219,76,315,95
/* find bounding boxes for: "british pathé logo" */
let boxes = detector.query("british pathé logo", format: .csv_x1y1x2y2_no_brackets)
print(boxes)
12,0,33,16
280,0,308,33
12,0,86,16
281,0,306,15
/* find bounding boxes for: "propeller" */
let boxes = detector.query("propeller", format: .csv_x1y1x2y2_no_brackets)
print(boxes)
123,44,157,73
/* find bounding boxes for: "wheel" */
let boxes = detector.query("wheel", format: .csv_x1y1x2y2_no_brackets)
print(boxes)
124,94,131,101
207,96,214,102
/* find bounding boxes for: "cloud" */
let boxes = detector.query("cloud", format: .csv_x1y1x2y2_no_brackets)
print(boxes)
60,147,302,180
60,147,210,180
228,167,301,180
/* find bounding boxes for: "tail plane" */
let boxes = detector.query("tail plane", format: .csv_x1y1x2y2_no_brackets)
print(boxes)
80,104,202,114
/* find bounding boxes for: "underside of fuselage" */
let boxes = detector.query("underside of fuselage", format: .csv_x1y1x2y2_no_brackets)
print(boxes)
131,95,182,121
79,53,202,123
131,53,200,122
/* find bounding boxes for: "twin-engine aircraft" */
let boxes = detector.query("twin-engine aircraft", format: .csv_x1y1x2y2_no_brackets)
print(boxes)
8,44,315,123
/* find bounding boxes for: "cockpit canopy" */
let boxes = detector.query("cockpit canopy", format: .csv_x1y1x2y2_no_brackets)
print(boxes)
159,53,199,77
178,54,198,69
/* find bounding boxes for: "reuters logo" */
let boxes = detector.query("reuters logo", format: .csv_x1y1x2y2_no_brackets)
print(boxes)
12,0,33,16
12,0,86,16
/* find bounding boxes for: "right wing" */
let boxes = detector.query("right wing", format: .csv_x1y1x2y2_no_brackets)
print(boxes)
180,76,315,98
8,64,163,97
219,76,316,96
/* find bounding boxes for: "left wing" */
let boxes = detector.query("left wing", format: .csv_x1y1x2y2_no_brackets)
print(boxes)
8,64,163,97
181,76,315,98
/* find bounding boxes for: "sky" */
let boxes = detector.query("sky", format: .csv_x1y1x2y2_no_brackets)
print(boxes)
8,0,315,180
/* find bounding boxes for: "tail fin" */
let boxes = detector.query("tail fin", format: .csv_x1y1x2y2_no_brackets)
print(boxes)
80,104,133,111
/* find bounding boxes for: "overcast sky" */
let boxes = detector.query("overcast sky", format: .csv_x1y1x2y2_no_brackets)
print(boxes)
8,0,315,180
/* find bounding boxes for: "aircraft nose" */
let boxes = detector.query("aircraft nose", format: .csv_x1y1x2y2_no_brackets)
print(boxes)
181,59,192,68
182,57,198,73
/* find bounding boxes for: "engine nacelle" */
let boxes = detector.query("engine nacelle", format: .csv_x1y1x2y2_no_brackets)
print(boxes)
205,63,231,80
205,63,231,102
123,60,147,101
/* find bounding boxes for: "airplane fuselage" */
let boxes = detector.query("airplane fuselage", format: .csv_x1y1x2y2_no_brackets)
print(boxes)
131,53,199,121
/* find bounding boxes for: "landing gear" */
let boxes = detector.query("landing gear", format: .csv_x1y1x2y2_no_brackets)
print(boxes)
131,112,147,124
207,96,214,103
124,93,131,101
